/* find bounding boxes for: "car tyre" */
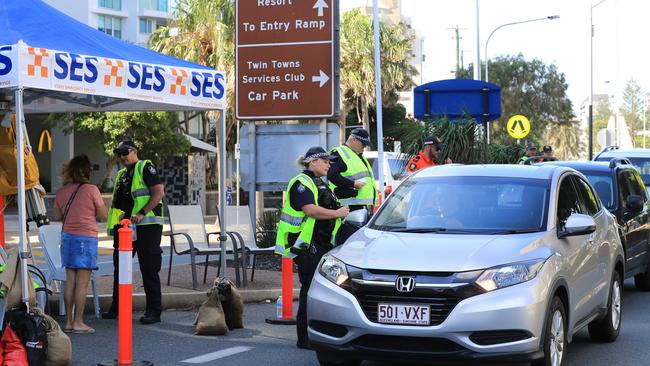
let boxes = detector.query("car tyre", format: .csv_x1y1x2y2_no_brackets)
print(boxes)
316,352,361,366
533,296,566,366
634,262,650,291
588,271,622,342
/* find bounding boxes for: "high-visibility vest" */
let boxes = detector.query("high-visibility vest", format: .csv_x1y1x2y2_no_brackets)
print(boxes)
106,160,164,236
329,145,378,207
275,173,341,258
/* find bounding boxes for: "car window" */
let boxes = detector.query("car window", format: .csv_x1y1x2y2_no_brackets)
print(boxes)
370,176,549,233
557,175,582,230
582,172,615,210
574,177,600,216
626,158,650,185
618,170,646,208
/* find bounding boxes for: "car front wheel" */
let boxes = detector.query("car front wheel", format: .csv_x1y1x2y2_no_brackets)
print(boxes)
588,271,622,342
533,296,566,366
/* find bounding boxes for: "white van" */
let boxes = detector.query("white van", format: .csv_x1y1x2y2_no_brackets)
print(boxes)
362,151,407,195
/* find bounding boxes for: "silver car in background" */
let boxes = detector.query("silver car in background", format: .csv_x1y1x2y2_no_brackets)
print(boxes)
308,164,624,366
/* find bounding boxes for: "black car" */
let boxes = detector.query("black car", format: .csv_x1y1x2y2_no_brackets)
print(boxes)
542,159,650,290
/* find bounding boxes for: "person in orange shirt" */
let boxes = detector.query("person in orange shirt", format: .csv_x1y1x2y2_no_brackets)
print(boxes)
406,136,453,173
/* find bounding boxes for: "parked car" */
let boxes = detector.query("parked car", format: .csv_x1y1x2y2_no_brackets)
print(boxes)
308,164,624,366
362,151,407,195
541,159,650,290
595,146,650,194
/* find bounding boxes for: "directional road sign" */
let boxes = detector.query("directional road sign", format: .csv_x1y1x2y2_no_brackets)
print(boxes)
236,0,338,120
506,114,531,139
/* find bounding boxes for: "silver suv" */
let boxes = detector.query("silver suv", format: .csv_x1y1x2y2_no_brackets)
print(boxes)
307,164,624,366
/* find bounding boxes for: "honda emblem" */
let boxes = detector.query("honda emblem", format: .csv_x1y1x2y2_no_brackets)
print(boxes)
395,276,416,293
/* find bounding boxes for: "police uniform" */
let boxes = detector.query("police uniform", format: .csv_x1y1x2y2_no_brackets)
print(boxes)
275,147,342,349
105,158,164,321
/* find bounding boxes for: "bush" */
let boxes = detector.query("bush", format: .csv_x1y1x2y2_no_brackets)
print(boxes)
256,209,280,249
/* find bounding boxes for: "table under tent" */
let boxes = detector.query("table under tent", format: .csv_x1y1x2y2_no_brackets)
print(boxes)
0,0,230,308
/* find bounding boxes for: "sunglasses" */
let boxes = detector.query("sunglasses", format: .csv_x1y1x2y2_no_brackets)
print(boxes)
116,149,131,157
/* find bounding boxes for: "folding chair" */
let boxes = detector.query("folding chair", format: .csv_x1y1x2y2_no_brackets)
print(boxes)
37,224,101,319
216,206,275,283
166,205,244,289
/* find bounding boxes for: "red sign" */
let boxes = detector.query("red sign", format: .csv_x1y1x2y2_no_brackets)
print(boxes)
236,0,336,120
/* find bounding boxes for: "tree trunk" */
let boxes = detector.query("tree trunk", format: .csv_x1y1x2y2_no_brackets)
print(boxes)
361,97,370,132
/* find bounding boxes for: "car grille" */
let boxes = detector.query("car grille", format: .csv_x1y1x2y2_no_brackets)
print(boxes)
356,292,461,326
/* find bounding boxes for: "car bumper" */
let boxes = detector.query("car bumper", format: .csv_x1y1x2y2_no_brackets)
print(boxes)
307,268,552,362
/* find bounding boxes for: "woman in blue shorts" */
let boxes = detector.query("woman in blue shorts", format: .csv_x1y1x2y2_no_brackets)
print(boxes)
54,155,107,333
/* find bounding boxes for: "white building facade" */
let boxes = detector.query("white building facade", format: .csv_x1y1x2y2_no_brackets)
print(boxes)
44,0,174,47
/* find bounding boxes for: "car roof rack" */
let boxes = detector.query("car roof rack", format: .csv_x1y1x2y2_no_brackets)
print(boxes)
609,157,631,168
594,145,620,160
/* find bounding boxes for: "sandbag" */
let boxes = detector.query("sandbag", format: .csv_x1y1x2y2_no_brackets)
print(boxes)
1,325,28,366
34,308,70,366
215,277,244,330
194,286,229,336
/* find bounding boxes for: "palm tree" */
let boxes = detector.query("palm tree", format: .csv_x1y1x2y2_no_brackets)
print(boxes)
340,10,417,140
148,0,235,183
544,120,583,160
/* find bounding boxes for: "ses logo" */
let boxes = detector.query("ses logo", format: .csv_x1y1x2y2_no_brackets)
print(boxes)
0,46,13,76
51,51,225,100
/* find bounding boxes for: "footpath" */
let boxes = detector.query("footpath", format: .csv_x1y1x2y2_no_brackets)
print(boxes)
2,214,300,313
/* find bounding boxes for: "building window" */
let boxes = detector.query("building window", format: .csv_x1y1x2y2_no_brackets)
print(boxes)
98,15,122,39
99,0,121,10
140,0,169,12
139,18,154,34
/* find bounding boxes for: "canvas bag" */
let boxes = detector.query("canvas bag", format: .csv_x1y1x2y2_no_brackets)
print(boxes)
5,305,48,366
32,308,71,366
194,288,229,336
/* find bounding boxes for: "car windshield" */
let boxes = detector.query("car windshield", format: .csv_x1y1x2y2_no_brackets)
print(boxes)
580,172,615,210
369,176,549,234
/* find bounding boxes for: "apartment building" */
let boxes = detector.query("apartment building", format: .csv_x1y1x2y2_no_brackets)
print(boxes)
43,0,174,47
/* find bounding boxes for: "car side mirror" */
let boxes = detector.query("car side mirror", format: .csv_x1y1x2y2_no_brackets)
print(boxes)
344,208,369,228
558,213,596,238
626,195,644,212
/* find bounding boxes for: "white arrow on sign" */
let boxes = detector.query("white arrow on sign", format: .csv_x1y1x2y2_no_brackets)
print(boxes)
311,70,330,88
313,0,328,17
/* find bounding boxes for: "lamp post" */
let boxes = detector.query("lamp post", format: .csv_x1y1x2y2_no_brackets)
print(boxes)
590,0,610,159
483,15,559,143
484,15,560,83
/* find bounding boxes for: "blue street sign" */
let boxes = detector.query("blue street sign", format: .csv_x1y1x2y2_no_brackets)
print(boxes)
413,79,501,123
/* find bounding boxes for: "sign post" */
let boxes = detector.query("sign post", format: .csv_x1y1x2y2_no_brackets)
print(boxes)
236,0,338,120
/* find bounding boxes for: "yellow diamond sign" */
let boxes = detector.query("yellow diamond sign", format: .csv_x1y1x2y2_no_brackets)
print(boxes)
506,115,531,139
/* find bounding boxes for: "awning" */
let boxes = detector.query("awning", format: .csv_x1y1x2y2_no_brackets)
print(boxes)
184,133,217,153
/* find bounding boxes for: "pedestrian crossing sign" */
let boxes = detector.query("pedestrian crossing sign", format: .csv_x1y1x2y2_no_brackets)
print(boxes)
507,115,531,139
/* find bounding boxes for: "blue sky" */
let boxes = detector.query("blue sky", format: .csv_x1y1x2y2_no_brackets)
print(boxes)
402,0,650,117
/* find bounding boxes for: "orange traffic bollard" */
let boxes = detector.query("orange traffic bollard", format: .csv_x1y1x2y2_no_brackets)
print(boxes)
0,196,5,249
265,256,296,325
98,219,152,366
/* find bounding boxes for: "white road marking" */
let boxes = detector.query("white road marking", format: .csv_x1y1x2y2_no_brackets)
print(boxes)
180,346,253,364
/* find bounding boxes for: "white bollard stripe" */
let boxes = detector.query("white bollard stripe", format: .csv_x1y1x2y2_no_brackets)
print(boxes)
180,346,252,363
118,251,132,284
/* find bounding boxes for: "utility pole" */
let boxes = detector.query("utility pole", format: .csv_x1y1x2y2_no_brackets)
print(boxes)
448,25,467,76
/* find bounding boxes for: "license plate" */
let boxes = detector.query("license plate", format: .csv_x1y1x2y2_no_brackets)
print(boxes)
377,303,430,325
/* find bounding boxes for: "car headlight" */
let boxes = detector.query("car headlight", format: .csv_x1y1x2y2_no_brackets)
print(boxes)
475,259,546,292
319,254,349,286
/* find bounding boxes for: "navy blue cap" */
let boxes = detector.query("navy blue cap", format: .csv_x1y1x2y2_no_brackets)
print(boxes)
113,139,138,154
543,145,553,153
526,144,537,151
304,146,337,162
424,136,445,149
350,128,372,147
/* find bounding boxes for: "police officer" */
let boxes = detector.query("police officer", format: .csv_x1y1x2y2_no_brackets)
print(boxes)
405,136,452,173
275,147,349,350
327,128,377,244
519,144,538,164
103,140,165,325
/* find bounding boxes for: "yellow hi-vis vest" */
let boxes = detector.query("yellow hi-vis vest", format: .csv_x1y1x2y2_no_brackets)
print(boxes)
275,173,341,258
106,160,164,236
329,145,378,207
